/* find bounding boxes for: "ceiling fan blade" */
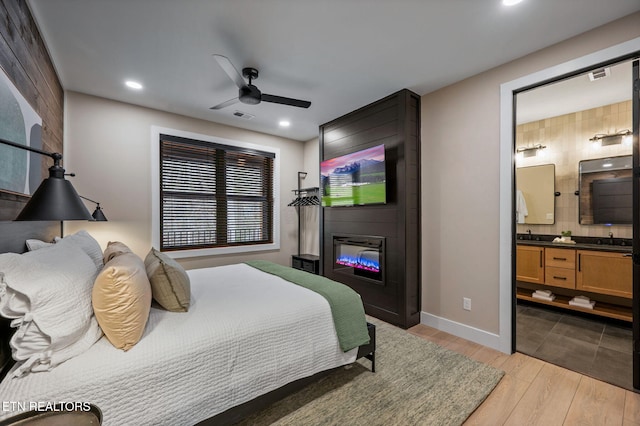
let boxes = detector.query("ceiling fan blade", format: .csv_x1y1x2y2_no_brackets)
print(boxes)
210,97,239,110
213,54,246,89
261,93,311,109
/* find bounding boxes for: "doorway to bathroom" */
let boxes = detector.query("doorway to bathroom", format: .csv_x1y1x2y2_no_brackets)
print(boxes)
513,57,639,390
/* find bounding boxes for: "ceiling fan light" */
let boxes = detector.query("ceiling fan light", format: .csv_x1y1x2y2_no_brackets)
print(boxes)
239,85,261,105
213,55,311,109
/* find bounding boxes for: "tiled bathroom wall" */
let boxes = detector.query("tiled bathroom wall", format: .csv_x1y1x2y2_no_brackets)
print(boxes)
515,100,632,239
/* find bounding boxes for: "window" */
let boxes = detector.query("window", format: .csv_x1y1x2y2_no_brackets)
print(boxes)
157,132,276,254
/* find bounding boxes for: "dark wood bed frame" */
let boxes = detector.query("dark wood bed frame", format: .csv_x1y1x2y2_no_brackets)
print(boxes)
0,222,376,425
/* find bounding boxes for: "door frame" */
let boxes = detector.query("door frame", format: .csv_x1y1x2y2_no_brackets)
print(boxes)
497,37,640,355
632,59,639,389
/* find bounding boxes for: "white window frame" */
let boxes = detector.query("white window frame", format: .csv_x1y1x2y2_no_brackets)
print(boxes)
151,126,280,258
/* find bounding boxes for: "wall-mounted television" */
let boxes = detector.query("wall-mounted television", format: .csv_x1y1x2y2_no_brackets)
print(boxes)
592,177,632,224
321,144,386,207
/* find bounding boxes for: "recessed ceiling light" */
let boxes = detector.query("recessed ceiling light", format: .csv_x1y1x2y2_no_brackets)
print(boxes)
125,80,143,90
279,120,291,127
502,0,523,5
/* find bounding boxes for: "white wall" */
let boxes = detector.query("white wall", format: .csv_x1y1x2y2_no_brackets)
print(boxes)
300,137,320,255
64,91,304,270
421,12,640,348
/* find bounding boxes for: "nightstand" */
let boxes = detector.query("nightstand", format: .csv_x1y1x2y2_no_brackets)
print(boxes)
291,254,320,274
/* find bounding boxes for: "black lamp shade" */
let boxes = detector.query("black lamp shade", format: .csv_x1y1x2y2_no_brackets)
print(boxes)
91,205,108,222
16,175,93,221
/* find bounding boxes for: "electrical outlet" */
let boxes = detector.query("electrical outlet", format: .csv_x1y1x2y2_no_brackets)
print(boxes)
463,297,471,311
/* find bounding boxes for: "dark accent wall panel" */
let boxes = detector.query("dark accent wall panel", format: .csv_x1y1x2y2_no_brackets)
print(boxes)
320,89,421,329
0,0,63,219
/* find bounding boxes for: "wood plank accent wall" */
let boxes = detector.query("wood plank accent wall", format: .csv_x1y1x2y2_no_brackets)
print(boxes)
320,89,421,329
0,0,64,219
0,0,62,379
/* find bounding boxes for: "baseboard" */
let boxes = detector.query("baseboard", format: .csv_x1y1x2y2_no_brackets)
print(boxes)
420,311,505,353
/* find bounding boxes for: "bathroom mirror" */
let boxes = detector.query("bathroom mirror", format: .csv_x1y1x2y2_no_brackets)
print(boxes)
579,155,632,225
515,164,555,224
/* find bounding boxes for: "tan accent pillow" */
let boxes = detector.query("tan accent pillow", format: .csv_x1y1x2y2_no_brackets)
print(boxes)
103,241,133,264
92,252,152,351
144,248,190,312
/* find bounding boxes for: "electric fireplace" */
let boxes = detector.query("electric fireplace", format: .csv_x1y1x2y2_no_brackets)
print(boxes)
333,235,384,283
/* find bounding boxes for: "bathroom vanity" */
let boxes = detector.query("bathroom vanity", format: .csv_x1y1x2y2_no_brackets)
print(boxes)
516,237,632,322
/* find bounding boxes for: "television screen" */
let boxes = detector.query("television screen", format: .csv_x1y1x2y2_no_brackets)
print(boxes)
592,177,632,224
321,144,386,207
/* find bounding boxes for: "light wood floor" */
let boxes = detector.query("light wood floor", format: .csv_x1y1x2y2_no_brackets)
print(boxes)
407,324,640,426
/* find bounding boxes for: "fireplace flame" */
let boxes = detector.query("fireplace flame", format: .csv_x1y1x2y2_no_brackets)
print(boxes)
335,254,380,272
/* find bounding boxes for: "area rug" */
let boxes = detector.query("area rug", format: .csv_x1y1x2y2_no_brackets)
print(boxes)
238,318,504,426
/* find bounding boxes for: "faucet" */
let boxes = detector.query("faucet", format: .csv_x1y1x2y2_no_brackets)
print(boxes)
609,231,614,245
527,229,532,240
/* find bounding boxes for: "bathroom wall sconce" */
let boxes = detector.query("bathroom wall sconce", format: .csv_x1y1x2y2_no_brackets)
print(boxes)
516,144,546,158
589,129,632,147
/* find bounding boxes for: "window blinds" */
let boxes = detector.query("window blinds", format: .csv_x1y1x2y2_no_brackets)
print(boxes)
160,134,274,251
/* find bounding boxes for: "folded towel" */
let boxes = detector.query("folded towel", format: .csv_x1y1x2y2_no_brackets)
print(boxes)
573,295,591,302
552,237,576,244
534,290,553,297
569,299,596,309
532,293,555,302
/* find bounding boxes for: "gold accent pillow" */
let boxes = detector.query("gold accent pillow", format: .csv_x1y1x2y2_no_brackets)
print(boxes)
144,248,190,312
92,252,152,351
102,241,133,264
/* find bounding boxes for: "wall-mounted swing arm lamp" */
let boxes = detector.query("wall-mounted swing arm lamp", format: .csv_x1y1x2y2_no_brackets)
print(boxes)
78,195,108,221
0,137,93,221
589,129,632,147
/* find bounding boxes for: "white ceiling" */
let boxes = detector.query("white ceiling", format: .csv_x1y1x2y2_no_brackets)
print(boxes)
516,60,633,125
27,0,640,141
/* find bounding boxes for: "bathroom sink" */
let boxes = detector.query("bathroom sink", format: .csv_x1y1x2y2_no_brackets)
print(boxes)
571,242,632,252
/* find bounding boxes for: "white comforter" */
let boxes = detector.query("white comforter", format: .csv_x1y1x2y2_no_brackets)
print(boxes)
0,263,357,425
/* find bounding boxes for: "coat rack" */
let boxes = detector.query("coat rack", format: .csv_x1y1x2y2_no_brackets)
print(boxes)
288,172,320,274
287,188,320,207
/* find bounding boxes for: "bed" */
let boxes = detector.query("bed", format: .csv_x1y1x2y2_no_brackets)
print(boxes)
0,226,374,426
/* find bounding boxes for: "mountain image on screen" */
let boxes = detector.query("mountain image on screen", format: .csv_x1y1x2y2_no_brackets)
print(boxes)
321,145,386,207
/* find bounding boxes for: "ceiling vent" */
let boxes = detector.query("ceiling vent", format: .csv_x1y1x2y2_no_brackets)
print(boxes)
588,67,610,81
232,110,255,120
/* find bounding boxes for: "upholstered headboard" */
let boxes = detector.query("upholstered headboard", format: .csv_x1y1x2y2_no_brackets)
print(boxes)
0,221,58,380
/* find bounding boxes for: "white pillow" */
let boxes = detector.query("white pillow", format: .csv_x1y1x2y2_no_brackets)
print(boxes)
25,239,54,251
55,230,104,270
0,237,103,377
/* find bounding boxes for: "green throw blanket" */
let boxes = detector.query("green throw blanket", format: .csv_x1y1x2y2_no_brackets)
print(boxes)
245,260,370,352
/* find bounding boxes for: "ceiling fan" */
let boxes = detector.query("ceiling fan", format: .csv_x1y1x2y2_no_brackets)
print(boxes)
210,54,311,110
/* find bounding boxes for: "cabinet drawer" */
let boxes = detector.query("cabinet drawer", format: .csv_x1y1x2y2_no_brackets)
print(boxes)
301,260,315,273
545,266,576,289
545,248,576,269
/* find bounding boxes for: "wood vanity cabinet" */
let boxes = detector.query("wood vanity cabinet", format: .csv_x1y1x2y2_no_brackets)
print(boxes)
516,245,544,284
516,243,633,321
576,250,632,298
544,248,576,289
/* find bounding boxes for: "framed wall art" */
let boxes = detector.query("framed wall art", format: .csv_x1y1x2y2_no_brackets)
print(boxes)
0,66,43,197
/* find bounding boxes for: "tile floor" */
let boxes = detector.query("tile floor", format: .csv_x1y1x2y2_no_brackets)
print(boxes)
516,301,634,390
